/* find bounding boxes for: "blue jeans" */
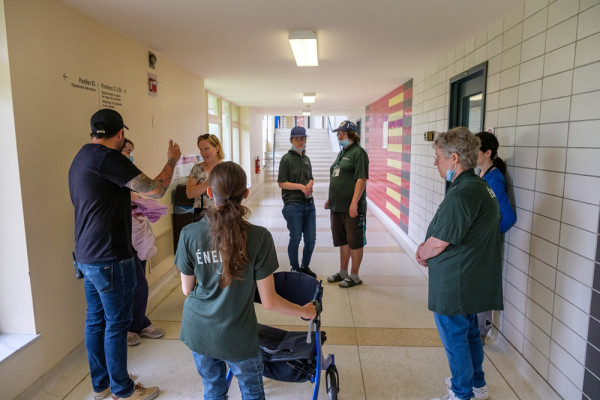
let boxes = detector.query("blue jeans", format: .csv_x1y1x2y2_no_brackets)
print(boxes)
282,201,316,270
434,313,486,400
130,253,151,333
192,352,265,400
78,258,136,398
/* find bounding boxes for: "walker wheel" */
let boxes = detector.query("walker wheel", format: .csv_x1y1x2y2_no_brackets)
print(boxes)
326,365,339,400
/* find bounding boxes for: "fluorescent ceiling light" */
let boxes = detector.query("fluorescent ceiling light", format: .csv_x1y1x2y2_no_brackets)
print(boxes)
289,31,318,67
302,111,311,116
303,92,316,103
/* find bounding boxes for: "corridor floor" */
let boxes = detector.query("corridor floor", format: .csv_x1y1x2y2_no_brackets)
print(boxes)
22,180,560,400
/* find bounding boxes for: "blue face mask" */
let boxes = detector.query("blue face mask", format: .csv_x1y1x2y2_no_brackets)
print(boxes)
446,166,456,182
128,156,134,163
292,145,305,152
338,139,351,147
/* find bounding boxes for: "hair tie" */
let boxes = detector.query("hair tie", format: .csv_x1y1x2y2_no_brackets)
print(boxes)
226,196,232,201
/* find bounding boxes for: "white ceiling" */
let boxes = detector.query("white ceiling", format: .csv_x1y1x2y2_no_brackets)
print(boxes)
61,0,523,116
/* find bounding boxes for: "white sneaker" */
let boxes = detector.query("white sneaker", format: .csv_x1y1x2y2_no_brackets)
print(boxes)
445,376,489,400
431,388,473,400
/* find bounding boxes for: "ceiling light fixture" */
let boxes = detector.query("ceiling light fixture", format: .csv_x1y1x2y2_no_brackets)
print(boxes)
302,111,311,116
289,31,318,66
303,92,316,103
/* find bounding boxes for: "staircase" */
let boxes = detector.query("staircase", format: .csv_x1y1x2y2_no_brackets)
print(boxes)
265,128,339,182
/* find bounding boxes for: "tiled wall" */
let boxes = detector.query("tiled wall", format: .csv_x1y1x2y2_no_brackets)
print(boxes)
402,1,600,399
364,81,413,233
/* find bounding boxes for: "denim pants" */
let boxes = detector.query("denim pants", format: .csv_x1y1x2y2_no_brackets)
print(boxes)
434,313,486,400
130,253,151,333
192,352,265,400
282,201,316,270
78,258,136,398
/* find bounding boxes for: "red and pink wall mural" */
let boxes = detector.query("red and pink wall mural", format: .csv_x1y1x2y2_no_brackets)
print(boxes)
364,79,412,233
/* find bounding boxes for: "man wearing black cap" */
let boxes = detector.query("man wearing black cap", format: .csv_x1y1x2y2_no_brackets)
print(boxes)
68,109,180,400
277,126,317,278
325,120,369,288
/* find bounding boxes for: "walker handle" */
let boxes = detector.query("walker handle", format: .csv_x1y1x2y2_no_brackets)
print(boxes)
307,319,314,344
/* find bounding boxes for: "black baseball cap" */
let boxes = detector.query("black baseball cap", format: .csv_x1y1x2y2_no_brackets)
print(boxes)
90,109,128,136
333,120,357,133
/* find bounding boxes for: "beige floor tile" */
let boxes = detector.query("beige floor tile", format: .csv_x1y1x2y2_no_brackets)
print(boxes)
355,327,441,347
349,285,436,328
147,287,186,322
146,320,181,340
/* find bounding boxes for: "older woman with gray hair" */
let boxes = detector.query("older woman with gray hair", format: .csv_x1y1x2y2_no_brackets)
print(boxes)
415,127,503,400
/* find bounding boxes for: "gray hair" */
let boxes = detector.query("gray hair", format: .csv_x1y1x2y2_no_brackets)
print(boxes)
434,127,480,169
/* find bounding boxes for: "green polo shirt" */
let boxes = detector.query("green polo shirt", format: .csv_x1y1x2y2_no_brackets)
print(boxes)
278,149,314,204
328,143,369,213
175,219,278,361
425,169,503,316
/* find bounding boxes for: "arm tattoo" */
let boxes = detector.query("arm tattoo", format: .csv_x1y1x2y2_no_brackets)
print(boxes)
126,173,164,198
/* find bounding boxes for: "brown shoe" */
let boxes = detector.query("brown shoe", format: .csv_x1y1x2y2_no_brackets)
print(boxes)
139,324,165,339
94,387,111,399
112,383,159,400
127,332,141,346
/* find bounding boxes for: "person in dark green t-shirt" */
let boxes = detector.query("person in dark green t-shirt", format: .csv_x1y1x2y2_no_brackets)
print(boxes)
277,126,317,278
325,120,369,288
415,128,502,400
175,162,316,400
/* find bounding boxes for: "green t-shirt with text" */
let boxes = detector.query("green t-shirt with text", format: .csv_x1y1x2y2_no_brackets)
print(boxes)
328,143,369,213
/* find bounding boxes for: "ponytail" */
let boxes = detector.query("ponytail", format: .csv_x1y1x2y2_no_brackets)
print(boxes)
492,157,507,176
476,131,507,176
205,162,250,288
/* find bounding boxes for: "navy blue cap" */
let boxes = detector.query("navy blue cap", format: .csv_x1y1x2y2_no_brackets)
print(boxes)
290,126,307,137
90,109,128,136
333,120,357,133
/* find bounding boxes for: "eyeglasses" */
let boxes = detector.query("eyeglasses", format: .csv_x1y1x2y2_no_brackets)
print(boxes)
198,134,219,146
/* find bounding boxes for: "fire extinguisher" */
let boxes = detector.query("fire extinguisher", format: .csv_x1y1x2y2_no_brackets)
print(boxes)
255,156,260,174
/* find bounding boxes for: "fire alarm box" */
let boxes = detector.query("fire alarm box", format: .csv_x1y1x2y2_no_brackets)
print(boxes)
148,73,157,96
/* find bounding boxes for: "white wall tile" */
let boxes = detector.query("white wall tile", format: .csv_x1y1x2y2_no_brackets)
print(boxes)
560,223,597,259
499,87,519,108
506,280,528,310
528,276,555,311
487,91,500,111
535,170,565,196
474,46,487,65
530,256,557,289
580,0,600,12
534,192,563,219
533,214,561,243
487,37,503,60
557,247,595,285
500,66,520,89
503,316,525,352
553,294,589,339
505,3,525,30
504,24,524,51
546,17,578,52
555,271,592,313
531,234,559,266
515,207,534,231
509,226,533,253
548,0,580,28
570,91,600,120
476,29,488,49
526,297,553,332
498,107,518,127
507,265,530,297
566,148,600,176
504,301,526,332
524,8,549,40
544,43,575,75
525,0,549,18
562,198,599,232
542,71,573,100
513,166,537,189
520,56,545,85
486,110,499,128
455,43,465,60
503,45,522,71
548,364,583,399
540,97,571,123
524,317,552,356
578,4,600,39
514,187,536,211
572,62,600,94
539,122,568,146
549,342,585,390
488,54,502,76
487,73,500,94
564,173,600,205
517,102,542,125
500,146,516,166
516,125,540,146
523,339,550,378
518,80,543,104
509,243,532,272
575,32,600,67
537,147,566,172
522,32,547,62
552,319,587,366
568,120,600,147
465,36,475,55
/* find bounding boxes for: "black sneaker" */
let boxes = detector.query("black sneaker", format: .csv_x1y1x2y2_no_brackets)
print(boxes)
298,266,317,279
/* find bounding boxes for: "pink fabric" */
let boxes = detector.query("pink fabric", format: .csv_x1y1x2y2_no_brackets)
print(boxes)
131,198,168,223
131,214,157,260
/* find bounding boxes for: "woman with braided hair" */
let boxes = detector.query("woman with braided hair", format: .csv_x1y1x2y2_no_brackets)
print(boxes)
175,161,316,399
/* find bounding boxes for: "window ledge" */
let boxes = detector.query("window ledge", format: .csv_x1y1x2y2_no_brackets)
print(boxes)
0,333,39,364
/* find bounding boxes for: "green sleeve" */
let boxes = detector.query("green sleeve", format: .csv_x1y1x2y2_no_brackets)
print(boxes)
174,226,195,275
354,150,369,180
277,156,289,183
427,192,475,246
254,228,279,280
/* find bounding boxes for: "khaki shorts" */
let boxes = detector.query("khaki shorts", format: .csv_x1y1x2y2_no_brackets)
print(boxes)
330,211,366,249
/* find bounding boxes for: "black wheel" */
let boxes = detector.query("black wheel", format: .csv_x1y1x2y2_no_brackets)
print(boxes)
326,365,339,400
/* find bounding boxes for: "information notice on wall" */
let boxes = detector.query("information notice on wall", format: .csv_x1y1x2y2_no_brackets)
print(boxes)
64,73,127,109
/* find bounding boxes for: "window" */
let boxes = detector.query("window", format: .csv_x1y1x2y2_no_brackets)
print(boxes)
448,61,487,132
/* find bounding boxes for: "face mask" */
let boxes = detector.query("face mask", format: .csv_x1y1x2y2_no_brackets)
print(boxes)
446,165,456,182
292,145,305,152
128,156,134,163
338,139,351,147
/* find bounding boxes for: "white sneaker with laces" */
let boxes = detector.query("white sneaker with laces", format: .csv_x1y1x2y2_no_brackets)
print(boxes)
431,388,473,400
445,376,489,400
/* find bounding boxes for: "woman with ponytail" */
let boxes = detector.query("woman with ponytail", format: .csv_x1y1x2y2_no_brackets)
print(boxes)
175,162,316,399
